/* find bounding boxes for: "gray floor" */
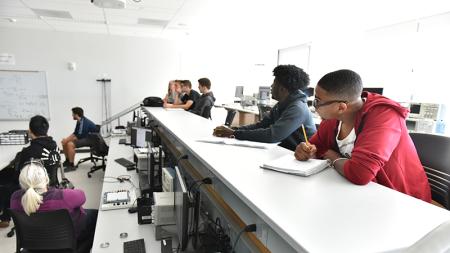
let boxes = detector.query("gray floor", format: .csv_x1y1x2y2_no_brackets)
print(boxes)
0,153,104,253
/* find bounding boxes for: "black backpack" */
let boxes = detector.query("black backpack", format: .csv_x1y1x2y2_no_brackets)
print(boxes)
143,97,163,107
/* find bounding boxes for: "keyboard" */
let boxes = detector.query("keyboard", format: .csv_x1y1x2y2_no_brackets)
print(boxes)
115,158,135,168
124,239,146,253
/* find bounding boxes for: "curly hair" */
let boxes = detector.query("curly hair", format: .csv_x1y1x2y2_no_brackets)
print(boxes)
273,65,310,92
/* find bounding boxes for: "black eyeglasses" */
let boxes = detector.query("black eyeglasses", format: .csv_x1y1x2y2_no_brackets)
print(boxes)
313,98,347,109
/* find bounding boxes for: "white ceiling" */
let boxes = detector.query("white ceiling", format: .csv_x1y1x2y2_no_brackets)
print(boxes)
0,0,208,37
1,0,450,40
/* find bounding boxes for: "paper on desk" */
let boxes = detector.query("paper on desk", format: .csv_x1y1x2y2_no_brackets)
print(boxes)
196,137,278,149
261,154,330,176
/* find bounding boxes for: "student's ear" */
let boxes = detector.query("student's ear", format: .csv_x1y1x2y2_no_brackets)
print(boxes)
337,102,348,113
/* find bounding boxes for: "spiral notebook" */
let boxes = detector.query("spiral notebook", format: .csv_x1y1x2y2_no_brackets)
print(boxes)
261,154,330,176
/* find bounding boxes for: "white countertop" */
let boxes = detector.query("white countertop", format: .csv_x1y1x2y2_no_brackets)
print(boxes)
144,107,450,253
92,137,159,253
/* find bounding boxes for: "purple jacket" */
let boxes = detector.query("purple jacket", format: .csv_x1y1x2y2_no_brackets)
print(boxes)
10,188,86,237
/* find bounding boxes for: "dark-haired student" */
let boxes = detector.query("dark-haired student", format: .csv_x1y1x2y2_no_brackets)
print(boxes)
61,107,97,172
0,115,58,228
163,80,200,110
213,65,316,151
294,69,431,202
190,78,216,119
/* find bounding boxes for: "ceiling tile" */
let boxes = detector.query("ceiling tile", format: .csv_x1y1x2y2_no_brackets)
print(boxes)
47,19,108,34
21,0,92,10
0,17,52,30
0,0,27,8
0,6,37,18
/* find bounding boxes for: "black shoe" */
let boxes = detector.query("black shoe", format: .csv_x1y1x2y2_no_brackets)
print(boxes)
64,164,76,172
63,160,70,166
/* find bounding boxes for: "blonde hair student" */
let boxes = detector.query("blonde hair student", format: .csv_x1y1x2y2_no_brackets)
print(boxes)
10,159,99,253
18,159,49,215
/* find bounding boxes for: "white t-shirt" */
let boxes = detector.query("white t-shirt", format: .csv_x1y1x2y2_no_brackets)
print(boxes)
336,121,356,158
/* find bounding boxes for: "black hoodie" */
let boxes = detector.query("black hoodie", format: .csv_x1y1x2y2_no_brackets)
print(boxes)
190,91,216,119
16,136,58,171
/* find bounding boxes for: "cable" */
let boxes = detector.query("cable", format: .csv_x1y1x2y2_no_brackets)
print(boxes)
231,224,257,253
188,177,212,194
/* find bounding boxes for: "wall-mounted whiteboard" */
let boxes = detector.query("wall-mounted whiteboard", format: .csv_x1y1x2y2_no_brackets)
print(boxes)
0,70,50,120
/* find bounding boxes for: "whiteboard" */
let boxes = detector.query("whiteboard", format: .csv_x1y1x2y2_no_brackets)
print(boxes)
0,70,50,120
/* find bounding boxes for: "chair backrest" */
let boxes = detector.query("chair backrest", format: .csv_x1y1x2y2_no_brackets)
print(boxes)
201,105,213,119
410,132,450,209
224,110,237,126
257,104,272,121
88,132,109,157
10,209,77,252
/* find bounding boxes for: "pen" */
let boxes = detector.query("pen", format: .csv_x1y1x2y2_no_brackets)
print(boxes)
301,124,309,145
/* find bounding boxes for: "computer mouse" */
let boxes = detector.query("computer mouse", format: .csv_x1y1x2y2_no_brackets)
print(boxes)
128,207,138,213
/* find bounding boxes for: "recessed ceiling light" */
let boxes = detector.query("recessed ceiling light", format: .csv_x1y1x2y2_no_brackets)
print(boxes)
31,9,73,19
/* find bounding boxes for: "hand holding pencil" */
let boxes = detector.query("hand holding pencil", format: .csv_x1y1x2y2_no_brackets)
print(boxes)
295,124,317,161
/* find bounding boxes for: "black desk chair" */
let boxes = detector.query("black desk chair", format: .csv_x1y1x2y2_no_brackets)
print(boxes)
410,132,450,209
257,104,272,121
76,125,101,168
10,209,77,253
224,110,237,126
87,132,109,178
201,105,213,120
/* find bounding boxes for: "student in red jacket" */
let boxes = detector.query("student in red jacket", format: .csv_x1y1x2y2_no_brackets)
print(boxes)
294,69,431,202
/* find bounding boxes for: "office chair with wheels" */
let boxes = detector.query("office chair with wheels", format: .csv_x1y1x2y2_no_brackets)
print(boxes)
224,110,237,126
410,132,450,210
87,132,109,178
257,104,272,121
76,125,101,168
10,209,77,253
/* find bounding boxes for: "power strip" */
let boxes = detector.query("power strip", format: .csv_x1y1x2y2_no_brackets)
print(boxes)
101,189,136,211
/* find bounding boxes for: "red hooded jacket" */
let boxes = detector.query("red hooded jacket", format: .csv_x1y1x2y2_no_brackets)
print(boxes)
311,92,431,202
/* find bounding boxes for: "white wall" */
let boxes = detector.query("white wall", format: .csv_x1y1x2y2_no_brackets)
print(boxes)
0,27,181,142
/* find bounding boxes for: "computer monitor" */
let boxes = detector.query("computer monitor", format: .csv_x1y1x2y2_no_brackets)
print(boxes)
363,87,384,95
235,86,244,98
174,166,190,251
258,86,271,100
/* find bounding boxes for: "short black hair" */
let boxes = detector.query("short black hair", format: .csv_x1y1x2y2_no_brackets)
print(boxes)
72,107,84,117
198,78,211,89
181,80,192,88
29,115,49,136
273,65,310,92
317,69,363,100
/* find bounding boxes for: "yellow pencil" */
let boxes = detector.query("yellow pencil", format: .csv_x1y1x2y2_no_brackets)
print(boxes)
301,124,309,145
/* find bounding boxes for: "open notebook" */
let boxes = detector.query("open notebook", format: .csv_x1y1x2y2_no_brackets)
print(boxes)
196,137,278,149
261,154,330,176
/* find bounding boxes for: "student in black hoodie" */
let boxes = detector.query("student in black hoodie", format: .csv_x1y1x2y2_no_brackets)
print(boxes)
0,115,58,228
16,115,59,171
213,65,316,151
190,78,216,119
